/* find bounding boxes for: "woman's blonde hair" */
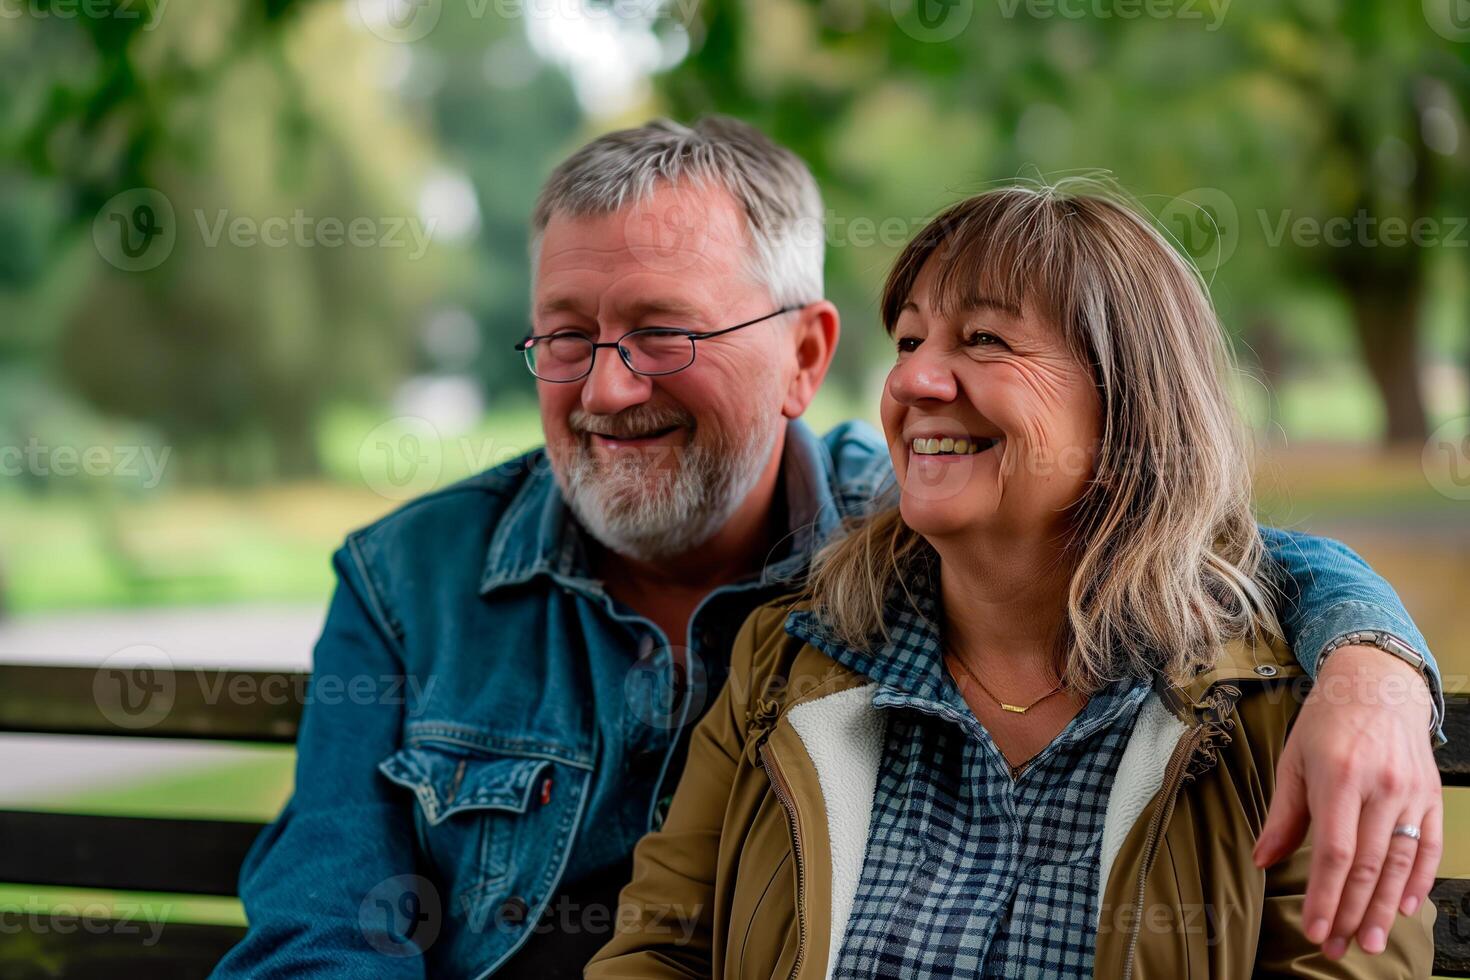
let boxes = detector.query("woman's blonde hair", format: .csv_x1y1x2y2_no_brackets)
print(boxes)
807,179,1278,694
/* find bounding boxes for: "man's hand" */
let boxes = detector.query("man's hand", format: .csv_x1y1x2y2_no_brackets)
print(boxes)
1254,645,1442,959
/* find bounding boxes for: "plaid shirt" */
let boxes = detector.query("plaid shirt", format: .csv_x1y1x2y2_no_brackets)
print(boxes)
786,567,1149,979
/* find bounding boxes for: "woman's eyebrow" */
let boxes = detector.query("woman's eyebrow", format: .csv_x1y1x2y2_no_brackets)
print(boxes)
957,294,1022,317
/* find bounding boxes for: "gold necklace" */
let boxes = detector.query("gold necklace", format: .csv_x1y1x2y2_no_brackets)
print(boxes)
945,652,1067,715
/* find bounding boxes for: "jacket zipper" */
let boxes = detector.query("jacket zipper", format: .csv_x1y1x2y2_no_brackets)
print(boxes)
1119,722,1204,980
1119,687,1239,980
759,745,809,980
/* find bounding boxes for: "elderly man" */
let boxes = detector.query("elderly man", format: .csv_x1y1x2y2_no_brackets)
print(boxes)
214,117,1445,979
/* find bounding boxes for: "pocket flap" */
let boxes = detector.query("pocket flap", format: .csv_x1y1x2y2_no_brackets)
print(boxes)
378,745,550,826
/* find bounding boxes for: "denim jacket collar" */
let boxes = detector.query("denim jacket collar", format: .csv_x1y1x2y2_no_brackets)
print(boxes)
479,417,848,596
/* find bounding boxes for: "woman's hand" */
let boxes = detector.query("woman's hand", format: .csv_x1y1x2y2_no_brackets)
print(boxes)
1253,645,1443,959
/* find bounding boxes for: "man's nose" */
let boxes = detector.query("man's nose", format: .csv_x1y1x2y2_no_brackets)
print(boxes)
580,345,654,415
887,349,957,405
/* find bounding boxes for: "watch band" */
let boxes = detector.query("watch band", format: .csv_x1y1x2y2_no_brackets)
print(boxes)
1318,630,1427,675
1317,630,1439,736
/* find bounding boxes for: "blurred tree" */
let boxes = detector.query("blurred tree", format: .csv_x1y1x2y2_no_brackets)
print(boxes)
654,0,1470,444
1242,2,1470,444
410,0,583,404
3,0,445,477
2,0,588,474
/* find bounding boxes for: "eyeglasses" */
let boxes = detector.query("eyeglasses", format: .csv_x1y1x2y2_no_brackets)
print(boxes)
514,305,802,383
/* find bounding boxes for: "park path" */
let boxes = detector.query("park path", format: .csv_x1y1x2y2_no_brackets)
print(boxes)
0,603,322,804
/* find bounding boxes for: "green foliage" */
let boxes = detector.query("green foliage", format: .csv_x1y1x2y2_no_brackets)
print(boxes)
3,0,1467,474
652,0,1470,439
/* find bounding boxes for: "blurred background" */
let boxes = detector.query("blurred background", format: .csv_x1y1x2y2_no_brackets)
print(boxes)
0,0,1467,954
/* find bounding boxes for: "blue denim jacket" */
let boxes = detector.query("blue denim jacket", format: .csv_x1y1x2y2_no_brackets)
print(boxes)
213,418,1442,980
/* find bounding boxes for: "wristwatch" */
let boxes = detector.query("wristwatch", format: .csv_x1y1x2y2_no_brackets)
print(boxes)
1317,630,1440,735
1318,630,1428,676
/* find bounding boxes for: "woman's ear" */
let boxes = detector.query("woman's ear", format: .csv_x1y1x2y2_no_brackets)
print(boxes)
782,301,841,419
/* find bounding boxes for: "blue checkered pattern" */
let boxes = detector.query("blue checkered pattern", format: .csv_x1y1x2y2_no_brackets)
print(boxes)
786,565,1149,979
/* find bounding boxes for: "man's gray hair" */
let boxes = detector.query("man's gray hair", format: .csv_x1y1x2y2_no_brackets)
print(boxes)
531,116,825,307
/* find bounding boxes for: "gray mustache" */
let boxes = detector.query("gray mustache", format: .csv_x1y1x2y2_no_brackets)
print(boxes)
569,407,695,439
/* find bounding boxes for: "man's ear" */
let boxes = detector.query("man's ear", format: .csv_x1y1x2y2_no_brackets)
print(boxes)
782,300,840,419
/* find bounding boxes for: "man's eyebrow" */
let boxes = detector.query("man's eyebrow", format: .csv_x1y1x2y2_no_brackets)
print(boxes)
621,298,707,322
535,297,708,321
535,296,587,318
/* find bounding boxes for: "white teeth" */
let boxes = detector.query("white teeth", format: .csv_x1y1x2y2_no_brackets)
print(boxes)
912,436,988,456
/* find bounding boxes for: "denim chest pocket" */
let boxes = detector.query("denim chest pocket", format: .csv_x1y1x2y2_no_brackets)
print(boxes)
379,743,550,891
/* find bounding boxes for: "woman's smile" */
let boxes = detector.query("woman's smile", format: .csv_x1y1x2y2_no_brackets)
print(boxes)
909,435,1000,457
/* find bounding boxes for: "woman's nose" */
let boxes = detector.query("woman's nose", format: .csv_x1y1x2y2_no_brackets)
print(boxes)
887,348,958,405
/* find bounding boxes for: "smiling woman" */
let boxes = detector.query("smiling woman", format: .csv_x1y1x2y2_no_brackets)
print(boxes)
587,181,1439,979
814,180,1273,694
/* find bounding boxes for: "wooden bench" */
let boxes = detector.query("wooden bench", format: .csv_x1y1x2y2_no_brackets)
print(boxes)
0,662,1467,977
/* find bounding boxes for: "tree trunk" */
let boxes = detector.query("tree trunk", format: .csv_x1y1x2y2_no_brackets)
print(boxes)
1339,274,1429,446
1246,316,1286,444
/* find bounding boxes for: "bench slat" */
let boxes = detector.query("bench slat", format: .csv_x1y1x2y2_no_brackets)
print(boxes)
0,663,306,743
1439,694,1470,788
1435,877,1470,977
0,882,1463,974
0,810,263,896
0,918,245,979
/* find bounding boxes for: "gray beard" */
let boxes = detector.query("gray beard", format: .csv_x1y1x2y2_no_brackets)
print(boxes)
557,421,780,563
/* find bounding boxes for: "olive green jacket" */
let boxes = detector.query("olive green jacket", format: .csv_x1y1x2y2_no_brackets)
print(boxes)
588,597,1436,979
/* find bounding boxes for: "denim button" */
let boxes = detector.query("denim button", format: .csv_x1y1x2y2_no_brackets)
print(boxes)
1254,664,1278,677
498,896,530,926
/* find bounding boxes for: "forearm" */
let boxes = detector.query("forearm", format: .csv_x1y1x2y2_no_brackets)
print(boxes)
1259,525,1445,744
